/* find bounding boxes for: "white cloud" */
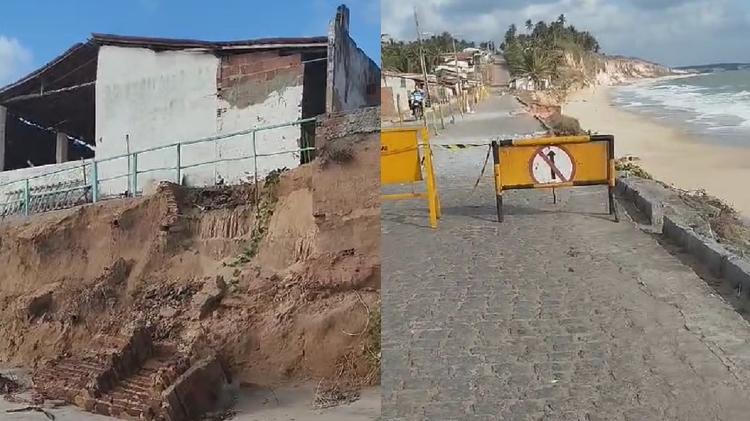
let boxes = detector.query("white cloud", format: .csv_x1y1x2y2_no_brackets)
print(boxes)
381,0,750,66
0,36,32,86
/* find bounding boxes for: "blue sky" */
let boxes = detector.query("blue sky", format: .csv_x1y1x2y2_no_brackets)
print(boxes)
0,0,380,85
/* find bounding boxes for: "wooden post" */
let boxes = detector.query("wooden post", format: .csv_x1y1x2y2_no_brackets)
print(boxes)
91,161,99,203
55,132,69,163
125,134,131,195
396,93,404,125
0,106,6,171
438,103,445,129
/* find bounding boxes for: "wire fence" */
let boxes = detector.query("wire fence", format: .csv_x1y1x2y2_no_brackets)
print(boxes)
0,118,316,218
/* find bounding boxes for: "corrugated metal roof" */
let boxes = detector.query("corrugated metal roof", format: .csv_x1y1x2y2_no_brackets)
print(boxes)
91,33,328,51
0,42,96,98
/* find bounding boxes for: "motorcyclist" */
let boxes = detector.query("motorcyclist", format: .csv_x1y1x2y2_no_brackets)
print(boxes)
409,83,426,118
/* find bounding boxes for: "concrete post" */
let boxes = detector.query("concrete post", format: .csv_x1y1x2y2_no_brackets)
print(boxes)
56,131,68,163
0,105,6,171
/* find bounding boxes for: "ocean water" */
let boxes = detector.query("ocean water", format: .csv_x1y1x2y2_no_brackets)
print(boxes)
612,69,750,147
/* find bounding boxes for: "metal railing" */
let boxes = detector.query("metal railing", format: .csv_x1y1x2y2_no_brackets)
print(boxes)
0,118,316,218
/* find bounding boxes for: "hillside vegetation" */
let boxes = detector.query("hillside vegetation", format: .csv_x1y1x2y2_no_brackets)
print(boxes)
381,32,479,73
502,15,599,84
502,15,672,90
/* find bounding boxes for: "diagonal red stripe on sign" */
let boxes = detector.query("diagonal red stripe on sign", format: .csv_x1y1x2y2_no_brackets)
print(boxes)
536,149,568,182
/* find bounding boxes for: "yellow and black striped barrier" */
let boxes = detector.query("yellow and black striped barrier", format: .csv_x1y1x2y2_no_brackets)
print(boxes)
381,126,441,229
437,144,488,150
491,134,618,223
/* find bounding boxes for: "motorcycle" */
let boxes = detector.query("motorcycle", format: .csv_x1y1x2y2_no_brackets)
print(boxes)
409,96,424,120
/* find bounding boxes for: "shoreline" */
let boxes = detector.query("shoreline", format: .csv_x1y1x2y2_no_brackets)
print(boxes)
563,84,750,218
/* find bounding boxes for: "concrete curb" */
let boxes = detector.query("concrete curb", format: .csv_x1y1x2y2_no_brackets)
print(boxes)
662,215,731,277
616,177,750,293
614,178,664,231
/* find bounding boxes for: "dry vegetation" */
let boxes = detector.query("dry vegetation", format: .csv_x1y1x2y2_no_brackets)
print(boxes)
615,157,653,179
679,189,750,257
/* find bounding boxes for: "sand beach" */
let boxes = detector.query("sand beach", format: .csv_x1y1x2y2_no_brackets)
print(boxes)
565,85,750,218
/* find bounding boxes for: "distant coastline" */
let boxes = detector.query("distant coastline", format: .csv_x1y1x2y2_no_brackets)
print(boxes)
674,62,750,73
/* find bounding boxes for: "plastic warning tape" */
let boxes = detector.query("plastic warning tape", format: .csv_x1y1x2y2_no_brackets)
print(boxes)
437,143,489,150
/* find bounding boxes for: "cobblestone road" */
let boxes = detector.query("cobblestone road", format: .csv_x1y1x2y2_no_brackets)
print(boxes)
382,91,750,420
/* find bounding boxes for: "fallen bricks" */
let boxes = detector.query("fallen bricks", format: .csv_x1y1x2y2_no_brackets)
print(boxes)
616,176,750,296
33,328,228,420
0,373,22,394
161,357,229,421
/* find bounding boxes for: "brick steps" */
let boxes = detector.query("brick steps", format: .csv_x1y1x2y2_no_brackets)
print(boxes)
33,339,188,420
91,352,182,419
34,355,111,402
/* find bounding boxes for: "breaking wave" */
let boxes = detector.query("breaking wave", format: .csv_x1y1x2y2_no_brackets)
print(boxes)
618,83,750,128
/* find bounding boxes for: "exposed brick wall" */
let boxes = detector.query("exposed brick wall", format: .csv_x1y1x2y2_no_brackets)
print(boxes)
217,51,304,109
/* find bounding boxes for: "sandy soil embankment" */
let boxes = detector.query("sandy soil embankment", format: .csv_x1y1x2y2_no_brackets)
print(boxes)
564,86,750,218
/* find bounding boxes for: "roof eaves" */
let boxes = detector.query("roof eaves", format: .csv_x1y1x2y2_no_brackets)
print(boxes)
90,33,328,51
0,42,93,96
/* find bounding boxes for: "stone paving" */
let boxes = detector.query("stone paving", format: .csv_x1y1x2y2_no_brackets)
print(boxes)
382,89,750,420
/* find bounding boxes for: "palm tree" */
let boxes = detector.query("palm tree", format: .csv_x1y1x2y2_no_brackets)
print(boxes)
525,19,533,33
509,46,556,86
532,21,549,42
504,24,517,45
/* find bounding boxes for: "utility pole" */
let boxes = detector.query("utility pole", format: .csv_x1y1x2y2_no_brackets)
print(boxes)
414,8,431,127
452,37,464,115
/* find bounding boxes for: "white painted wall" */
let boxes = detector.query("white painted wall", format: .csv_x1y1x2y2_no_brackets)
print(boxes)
96,46,218,195
383,76,415,115
216,83,303,184
95,46,303,196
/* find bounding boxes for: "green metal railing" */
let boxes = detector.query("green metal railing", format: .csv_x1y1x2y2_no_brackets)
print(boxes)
0,118,316,217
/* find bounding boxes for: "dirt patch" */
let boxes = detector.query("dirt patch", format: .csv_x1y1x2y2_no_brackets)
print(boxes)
229,169,286,266
313,380,360,409
0,128,380,394
319,141,356,167
547,114,584,135
185,183,259,211
515,92,584,135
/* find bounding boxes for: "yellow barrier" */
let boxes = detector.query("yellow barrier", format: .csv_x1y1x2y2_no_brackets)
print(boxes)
381,126,441,228
491,134,617,222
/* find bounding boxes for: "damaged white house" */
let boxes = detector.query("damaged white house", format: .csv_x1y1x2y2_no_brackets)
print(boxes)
0,5,379,214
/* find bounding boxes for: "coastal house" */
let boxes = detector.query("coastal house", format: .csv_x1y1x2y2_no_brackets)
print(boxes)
510,76,550,91
0,5,379,207
380,72,442,120
381,71,418,118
